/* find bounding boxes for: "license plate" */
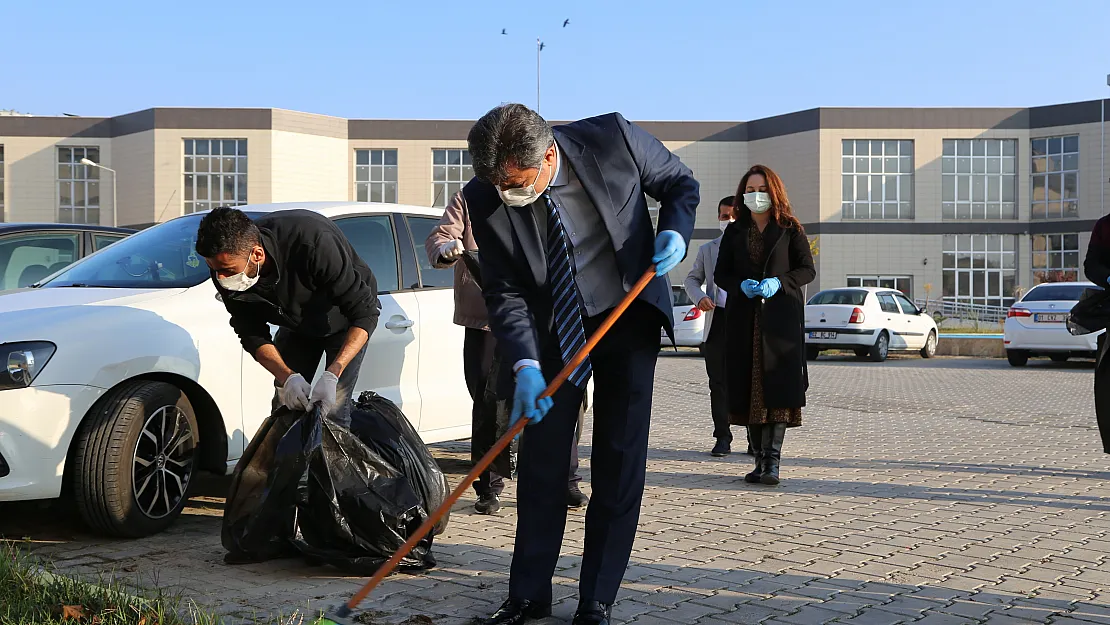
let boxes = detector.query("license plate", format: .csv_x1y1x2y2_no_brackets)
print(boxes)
1034,313,1067,323
809,332,837,340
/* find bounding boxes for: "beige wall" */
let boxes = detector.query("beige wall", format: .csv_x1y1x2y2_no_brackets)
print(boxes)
0,136,113,224
748,130,821,225
271,130,347,202
112,130,155,227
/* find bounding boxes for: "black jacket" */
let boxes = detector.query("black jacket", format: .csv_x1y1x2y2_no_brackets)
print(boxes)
714,215,815,412
214,210,381,355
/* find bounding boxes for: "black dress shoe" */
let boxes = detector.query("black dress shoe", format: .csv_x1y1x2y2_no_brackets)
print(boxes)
481,598,552,625
711,438,731,457
567,485,590,508
572,601,612,625
475,493,501,515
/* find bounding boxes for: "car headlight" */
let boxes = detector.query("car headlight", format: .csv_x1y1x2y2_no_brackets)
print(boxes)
1,342,57,391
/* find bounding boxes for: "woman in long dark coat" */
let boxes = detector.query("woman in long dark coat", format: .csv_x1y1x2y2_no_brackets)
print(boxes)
714,164,815,485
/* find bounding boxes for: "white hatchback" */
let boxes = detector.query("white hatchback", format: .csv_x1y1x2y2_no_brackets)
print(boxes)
661,286,706,348
804,287,939,362
0,202,471,537
1004,281,1101,366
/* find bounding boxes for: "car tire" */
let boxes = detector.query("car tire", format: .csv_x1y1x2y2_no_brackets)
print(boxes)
869,332,890,362
806,346,820,361
1007,350,1030,367
72,381,198,537
1050,353,1070,363
920,331,938,359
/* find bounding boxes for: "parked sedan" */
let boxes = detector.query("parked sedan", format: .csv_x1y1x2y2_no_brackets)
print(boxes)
0,202,471,537
1004,281,1101,366
0,223,134,291
661,286,706,347
804,287,939,362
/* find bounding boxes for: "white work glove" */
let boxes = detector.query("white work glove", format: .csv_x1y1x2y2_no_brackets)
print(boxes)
437,239,464,262
309,371,340,416
280,373,312,411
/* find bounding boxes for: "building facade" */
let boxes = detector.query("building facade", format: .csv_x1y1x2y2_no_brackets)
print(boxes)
1,101,1107,306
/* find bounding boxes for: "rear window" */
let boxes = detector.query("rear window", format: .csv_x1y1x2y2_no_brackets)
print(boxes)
808,289,868,306
672,288,694,307
1021,284,1090,302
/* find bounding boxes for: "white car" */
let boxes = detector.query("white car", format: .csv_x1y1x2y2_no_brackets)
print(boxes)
1004,281,1101,367
0,202,472,537
661,286,706,347
804,287,939,362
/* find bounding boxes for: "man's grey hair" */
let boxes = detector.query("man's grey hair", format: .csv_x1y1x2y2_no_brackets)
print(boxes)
467,103,554,185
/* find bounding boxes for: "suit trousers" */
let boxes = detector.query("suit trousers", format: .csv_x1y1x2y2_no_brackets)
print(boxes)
699,307,732,442
509,301,660,604
270,328,368,429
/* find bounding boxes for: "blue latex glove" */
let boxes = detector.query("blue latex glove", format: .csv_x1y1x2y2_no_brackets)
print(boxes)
759,277,782,299
652,230,686,276
510,366,554,427
740,279,761,299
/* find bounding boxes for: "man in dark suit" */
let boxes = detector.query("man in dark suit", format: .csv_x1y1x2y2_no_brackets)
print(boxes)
465,104,698,625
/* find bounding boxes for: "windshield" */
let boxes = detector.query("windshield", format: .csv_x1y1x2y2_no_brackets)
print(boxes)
1022,284,1090,302
44,214,211,289
808,289,868,306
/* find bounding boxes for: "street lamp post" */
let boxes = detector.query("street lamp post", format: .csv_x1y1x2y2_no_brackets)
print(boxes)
80,158,117,227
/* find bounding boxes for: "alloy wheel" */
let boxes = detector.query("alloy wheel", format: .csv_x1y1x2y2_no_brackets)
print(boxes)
131,405,195,519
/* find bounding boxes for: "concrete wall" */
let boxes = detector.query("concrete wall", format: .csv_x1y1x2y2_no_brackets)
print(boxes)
112,130,155,227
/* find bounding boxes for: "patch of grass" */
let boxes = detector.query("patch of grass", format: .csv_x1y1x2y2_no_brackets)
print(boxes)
0,543,309,625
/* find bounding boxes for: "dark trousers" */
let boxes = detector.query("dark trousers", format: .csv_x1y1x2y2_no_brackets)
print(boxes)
1096,333,1110,453
465,328,583,497
510,301,659,605
699,309,732,442
271,328,368,429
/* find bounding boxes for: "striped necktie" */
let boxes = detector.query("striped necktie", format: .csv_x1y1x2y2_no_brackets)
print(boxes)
543,190,592,388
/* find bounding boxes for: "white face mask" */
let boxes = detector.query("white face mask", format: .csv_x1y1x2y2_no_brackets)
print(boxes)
744,191,772,214
217,257,260,292
718,219,734,233
497,145,553,207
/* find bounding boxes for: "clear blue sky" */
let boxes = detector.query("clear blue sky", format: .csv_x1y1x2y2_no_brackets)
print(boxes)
6,0,1110,121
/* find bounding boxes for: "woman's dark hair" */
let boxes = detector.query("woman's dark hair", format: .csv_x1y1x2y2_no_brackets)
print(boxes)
195,207,261,258
736,164,802,231
467,103,554,185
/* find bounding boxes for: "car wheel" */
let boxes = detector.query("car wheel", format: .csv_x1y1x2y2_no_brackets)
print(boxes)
1050,353,1070,363
920,331,938,359
869,332,889,362
72,381,198,537
1007,350,1030,367
806,346,820,361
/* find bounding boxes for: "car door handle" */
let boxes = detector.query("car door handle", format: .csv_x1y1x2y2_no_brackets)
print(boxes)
385,318,414,330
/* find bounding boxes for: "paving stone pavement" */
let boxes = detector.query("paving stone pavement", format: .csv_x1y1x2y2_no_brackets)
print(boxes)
4,354,1110,624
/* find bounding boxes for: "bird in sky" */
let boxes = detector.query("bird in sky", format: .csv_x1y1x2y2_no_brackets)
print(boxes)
539,41,546,51
563,19,570,27
501,28,507,35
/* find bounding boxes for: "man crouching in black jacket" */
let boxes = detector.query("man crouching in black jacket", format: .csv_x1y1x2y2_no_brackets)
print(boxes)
196,207,381,427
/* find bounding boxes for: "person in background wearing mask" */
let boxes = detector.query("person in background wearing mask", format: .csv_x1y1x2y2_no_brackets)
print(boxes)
424,187,590,514
684,196,753,457
196,207,380,428
714,165,814,486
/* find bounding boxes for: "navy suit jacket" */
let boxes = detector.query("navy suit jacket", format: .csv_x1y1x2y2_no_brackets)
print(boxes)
466,112,699,390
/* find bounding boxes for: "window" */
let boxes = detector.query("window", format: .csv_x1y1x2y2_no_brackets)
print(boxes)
1032,234,1080,284
841,139,914,219
942,139,1017,219
808,289,868,306
892,292,919,315
0,145,5,222
355,149,398,203
0,232,80,290
333,215,400,293
184,139,247,215
847,275,913,296
405,216,455,288
877,293,900,314
93,233,127,251
942,234,1017,309
58,147,101,224
1031,135,1079,219
431,149,472,208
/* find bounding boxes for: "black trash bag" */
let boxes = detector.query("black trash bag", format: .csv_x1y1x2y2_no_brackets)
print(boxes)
291,403,438,575
1068,287,1110,335
348,391,451,537
221,407,304,562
